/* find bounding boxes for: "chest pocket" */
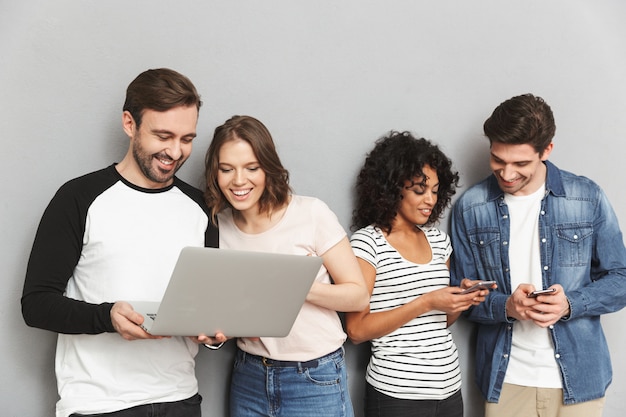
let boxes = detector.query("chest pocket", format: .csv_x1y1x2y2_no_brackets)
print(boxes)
468,229,501,271
555,224,593,267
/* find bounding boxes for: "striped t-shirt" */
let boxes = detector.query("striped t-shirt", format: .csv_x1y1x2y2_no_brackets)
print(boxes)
350,225,461,400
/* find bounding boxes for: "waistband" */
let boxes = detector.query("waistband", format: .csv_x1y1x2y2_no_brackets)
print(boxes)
238,347,343,369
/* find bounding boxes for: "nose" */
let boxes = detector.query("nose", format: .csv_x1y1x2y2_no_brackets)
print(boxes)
424,190,435,204
233,169,246,185
166,140,183,161
500,165,515,181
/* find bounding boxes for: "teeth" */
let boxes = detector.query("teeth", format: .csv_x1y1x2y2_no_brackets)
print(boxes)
233,189,251,196
159,158,174,165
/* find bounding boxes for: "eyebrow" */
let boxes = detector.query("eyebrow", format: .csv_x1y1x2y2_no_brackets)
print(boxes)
151,129,197,139
490,152,531,164
405,179,439,189
218,161,260,167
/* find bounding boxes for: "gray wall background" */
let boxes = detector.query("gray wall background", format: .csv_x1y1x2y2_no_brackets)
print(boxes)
2,1,625,416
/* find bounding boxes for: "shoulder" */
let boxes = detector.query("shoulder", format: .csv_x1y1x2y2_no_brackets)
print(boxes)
457,176,491,201
453,175,496,214
558,168,603,194
173,177,209,211
350,225,380,242
422,226,451,249
423,226,449,241
290,195,338,219
173,176,203,195
291,194,329,210
350,226,385,251
350,226,381,261
53,165,119,204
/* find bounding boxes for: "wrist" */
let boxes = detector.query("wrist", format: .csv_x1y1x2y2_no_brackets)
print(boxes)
505,296,516,322
561,297,572,321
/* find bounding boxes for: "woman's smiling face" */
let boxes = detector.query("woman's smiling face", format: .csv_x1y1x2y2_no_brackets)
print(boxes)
393,164,439,228
217,137,267,215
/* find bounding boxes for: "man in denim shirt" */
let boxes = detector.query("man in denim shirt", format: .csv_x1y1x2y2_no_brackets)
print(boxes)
450,94,626,417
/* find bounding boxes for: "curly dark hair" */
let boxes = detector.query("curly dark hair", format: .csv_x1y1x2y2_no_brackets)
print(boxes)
351,131,459,233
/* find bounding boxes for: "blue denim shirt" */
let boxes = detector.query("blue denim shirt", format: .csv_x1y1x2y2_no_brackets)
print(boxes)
450,161,626,404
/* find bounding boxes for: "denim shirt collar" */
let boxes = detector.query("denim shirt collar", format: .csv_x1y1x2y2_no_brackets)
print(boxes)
485,160,565,201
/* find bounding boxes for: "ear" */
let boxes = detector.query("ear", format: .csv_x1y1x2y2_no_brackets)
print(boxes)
540,142,554,161
122,111,136,138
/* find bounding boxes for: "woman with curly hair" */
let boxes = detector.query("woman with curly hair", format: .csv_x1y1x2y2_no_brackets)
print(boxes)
346,131,491,417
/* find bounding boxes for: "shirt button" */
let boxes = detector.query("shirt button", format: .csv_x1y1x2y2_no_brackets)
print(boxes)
503,215,508,219
503,354,509,358
573,234,579,240
544,265,549,271
541,211,545,215
503,241,508,246
542,238,547,243
549,325,554,329
555,353,561,359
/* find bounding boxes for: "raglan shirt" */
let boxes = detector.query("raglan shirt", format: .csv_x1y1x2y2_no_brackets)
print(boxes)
22,164,218,417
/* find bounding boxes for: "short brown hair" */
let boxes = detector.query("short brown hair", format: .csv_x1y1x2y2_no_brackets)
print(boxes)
123,68,202,127
483,93,555,155
204,116,291,224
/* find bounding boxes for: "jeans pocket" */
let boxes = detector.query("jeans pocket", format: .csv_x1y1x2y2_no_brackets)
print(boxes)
303,358,342,386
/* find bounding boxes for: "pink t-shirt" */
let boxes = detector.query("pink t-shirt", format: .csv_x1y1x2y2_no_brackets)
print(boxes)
218,195,347,361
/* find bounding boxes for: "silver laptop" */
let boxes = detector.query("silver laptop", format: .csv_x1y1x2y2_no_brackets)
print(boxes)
130,246,322,337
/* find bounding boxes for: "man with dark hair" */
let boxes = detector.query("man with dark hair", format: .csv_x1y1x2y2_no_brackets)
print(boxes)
451,94,626,417
22,68,224,417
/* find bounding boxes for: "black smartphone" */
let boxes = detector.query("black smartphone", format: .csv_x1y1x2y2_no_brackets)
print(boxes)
527,288,557,298
459,281,497,294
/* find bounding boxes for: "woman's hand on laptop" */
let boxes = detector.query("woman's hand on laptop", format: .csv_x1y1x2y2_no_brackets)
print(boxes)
111,301,166,341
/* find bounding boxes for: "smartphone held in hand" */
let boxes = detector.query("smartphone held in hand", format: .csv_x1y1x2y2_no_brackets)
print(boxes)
459,281,497,294
527,288,557,298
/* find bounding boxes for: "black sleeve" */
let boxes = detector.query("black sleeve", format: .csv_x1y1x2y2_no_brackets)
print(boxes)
21,174,116,334
205,216,219,248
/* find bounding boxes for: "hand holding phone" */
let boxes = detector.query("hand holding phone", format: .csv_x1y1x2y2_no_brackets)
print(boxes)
459,281,497,294
527,288,557,298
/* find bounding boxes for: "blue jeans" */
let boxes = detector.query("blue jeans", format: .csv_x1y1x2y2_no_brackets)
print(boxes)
230,347,354,417
365,383,463,417
69,394,201,417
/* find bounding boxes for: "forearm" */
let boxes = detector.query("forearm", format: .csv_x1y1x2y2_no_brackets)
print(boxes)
464,292,510,324
346,296,433,344
306,281,369,313
21,291,115,334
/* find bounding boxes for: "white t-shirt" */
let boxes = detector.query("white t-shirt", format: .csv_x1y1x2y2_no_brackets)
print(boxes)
218,195,348,361
504,184,562,388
